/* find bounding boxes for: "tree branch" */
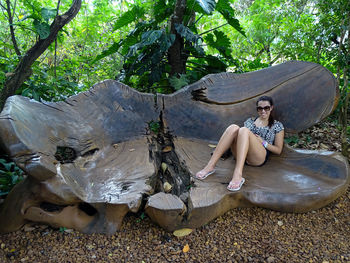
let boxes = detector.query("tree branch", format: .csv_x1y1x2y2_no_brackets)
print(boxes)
5,0,21,57
54,0,61,78
0,0,82,111
199,23,228,36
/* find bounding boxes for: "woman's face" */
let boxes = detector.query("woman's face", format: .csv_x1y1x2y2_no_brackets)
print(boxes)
257,100,273,120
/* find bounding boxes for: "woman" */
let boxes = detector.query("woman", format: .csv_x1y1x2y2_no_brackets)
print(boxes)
195,96,284,191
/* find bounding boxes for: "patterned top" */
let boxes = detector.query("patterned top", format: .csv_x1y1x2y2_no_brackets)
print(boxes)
244,118,284,145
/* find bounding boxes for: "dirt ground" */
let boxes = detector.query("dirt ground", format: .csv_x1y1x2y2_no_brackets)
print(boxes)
0,120,349,263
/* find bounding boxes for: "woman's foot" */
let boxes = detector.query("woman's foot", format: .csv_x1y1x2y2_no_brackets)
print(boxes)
227,177,245,191
195,168,216,180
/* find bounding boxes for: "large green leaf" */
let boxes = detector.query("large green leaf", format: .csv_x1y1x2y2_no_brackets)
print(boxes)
175,24,200,43
41,8,57,22
216,0,234,18
169,74,189,90
93,22,153,63
127,43,142,57
159,33,175,52
149,64,164,85
141,30,163,46
204,30,232,58
33,19,50,39
216,0,246,37
121,35,139,55
154,0,174,23
204,55,227,71
195,0,216,14
91,41,122,64
220,11,245,37
113,5,144,31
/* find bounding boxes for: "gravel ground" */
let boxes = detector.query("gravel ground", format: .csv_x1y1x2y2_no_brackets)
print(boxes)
0,120,349,263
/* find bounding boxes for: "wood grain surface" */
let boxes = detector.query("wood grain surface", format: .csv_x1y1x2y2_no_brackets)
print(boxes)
0,61,347,234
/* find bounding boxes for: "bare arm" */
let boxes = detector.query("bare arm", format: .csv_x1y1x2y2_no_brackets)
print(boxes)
254,130,284,155
266,130,284,155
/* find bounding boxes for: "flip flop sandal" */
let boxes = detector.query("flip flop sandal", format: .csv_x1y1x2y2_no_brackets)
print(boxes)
227,178,245,192
195,169,216,180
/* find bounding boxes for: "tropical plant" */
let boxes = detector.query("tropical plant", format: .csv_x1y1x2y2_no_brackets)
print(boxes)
93,0,245,93
0,158,24,196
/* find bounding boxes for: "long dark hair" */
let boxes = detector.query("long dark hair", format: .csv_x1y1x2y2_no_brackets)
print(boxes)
256,96,274,128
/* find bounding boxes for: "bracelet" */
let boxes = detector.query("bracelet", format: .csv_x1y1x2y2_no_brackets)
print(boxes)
262,140,268,148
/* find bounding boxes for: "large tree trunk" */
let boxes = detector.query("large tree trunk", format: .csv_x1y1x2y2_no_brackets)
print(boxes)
168,0,187,76
0,61,348,234
0,0,82,111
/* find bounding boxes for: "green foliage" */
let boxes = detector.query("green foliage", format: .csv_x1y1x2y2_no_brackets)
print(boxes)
195,0,216,14
169,74,189,90
114,25,177,91
59,227,67,233
113,5,145,31
93,0,245,93
16,64,86,102
17,0,57,39
175,24,200,44
41,8,57,21
284,135,299,145
205,30,232,58
216,0,245,37
0,159,24,196
136,212,145,223
149,121,161,133
33,19,51,39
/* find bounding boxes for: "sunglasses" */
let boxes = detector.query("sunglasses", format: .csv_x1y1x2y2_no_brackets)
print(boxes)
257,106,271,112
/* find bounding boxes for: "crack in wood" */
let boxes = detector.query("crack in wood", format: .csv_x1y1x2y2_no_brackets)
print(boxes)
147,109,194,221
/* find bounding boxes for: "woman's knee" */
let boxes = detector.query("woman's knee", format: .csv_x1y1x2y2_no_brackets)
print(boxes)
225,124,239,135
238,127,250,135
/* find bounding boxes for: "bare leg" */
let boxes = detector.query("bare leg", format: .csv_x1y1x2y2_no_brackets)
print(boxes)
229,127,266,188
196,124,239,178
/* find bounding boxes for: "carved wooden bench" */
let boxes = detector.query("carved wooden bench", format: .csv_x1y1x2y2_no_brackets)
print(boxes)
0,61,348,234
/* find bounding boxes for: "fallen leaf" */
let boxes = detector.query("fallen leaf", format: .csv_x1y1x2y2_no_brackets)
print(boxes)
320,143,328,149
277,221,283,226
162,146,172,152
161,162,168,173
163,182,172,193
129,148,135,152
24,224,36,232
173,228,193,237
183,244,190,253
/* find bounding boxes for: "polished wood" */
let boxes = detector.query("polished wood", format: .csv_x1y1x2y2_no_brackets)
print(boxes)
146,138,349,231
0,61,347,234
